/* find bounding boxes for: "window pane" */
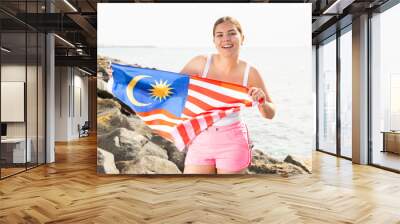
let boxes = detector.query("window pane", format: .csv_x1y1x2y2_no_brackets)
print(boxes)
318,37,337,154
27,31,38,169
340,29,352,158
390,74,400,130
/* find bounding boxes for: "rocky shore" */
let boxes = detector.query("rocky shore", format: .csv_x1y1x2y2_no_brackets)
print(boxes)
97,56,311,176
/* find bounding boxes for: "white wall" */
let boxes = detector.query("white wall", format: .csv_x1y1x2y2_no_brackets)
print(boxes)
1,65,28,138
1,64,26,81
71,72,89,138
55,66,68,141
54,67,89,141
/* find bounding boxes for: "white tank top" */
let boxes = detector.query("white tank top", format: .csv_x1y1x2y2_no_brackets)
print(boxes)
202,54,251,126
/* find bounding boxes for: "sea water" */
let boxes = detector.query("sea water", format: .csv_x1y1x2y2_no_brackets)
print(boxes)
98,47,314,159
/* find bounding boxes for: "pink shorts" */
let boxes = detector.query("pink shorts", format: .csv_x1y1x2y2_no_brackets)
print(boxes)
185,121,252,172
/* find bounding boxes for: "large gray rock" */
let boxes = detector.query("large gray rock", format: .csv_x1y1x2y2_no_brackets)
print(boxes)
116,156,181,174
284,155,312,174
248,161,304,176
247,149,306,176
251,149,281,164
97,98,121,115
150,135,186,172
97,104,152,137
97,128,148,162
97,89,114,99
97,148,119,174
122,115,153,139
140,141,169,159
97,108,123,134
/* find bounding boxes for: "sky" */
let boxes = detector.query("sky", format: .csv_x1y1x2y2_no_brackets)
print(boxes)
98,3,311,48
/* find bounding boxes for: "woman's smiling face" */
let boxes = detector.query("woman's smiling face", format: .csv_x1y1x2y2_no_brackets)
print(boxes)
213,21,244,57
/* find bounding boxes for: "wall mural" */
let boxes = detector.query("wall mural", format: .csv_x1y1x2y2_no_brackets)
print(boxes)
97,3,313,176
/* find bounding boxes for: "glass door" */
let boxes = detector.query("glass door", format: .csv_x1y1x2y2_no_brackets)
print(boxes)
317,35,337,155
1,30,28,178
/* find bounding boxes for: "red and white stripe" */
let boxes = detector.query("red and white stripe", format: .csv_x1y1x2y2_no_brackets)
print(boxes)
137,76,254,151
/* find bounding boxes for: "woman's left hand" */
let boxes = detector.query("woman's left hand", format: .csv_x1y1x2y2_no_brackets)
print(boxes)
248,87,266,104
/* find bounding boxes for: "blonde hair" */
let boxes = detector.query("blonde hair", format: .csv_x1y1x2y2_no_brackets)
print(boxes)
213,16,243,37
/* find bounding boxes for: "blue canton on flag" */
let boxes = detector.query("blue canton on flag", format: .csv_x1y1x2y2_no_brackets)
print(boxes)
111,63,190,117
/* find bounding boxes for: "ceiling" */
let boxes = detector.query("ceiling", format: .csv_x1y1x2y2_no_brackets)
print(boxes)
0,0,392,73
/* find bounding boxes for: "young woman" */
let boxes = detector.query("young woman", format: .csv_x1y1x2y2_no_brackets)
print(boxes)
181,16,276,174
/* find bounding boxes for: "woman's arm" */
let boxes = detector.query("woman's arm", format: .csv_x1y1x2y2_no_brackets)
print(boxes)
247,67,276,119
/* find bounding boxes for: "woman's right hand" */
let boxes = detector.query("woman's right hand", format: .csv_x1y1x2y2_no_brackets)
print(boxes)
248,87,266,105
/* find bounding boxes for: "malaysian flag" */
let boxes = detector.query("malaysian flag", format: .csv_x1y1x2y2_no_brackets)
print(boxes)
108,63,254,151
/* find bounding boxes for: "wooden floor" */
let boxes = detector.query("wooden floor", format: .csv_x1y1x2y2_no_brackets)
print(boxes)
1,163,44,178
0,167,26,178
1,135,400,224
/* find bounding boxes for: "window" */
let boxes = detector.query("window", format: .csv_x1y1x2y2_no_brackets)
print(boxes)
340,28,352,158
371,2,400,171
318,36,337,154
